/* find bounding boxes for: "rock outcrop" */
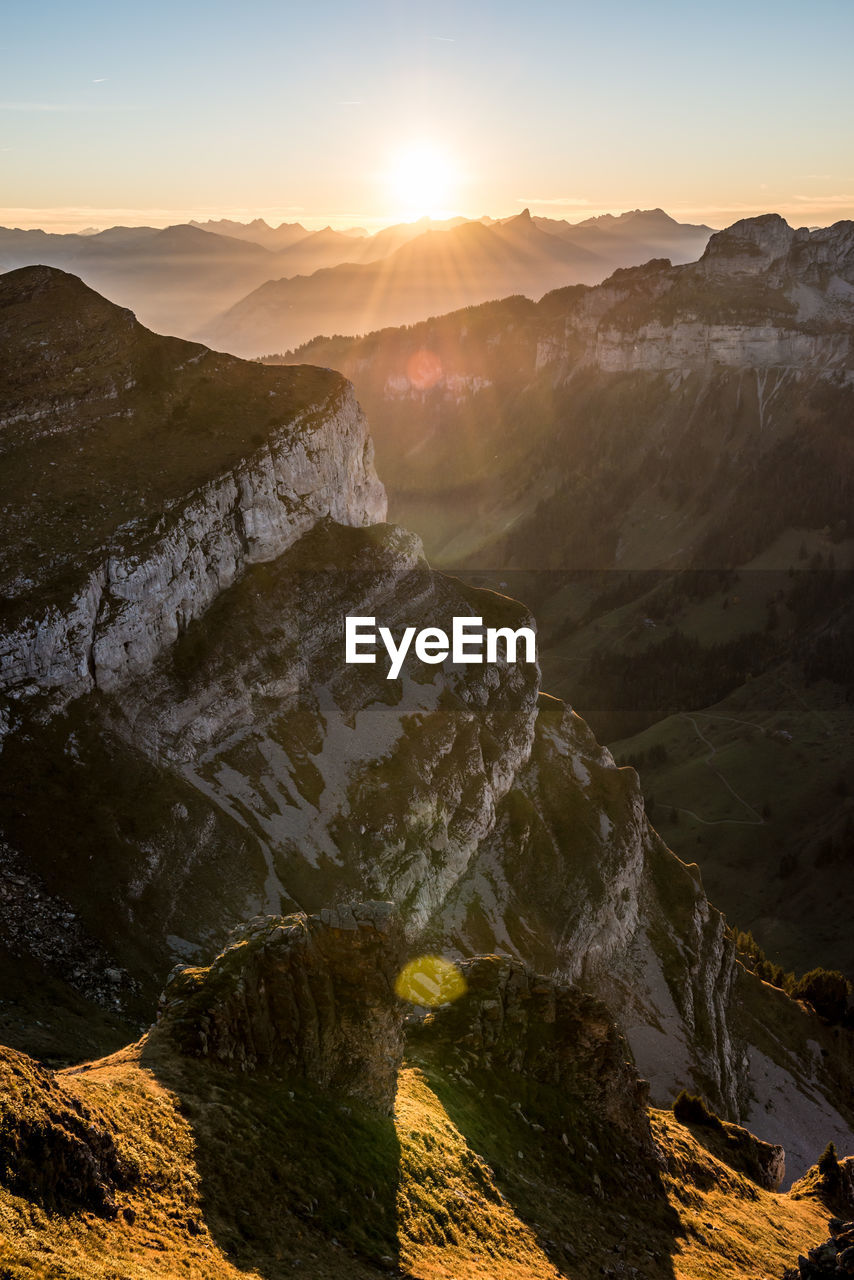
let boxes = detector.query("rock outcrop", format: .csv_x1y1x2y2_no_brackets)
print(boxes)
414,954,653,1162
717,1117,786,1192
672,1093,786,1190
700,213,854,283
783,1218,854,1279
157,903,406,1113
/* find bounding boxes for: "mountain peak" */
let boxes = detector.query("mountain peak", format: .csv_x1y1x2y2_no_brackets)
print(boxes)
701,213,798,274
0,263,136,329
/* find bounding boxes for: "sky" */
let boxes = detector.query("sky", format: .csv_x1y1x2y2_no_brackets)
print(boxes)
1,0,853,233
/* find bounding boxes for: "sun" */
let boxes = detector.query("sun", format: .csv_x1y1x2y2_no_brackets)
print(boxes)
386,142,458,220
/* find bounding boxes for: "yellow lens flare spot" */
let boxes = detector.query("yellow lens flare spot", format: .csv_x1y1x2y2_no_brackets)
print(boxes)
395,955,467,1008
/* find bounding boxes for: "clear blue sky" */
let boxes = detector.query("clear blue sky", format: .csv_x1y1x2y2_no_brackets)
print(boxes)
1,0,852,230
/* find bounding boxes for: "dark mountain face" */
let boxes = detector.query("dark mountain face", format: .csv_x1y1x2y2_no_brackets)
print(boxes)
265,216,854,976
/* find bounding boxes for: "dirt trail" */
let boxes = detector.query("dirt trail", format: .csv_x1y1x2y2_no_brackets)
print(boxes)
672,712,765,827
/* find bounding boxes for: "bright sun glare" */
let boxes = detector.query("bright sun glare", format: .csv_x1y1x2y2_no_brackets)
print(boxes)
387,142,457,219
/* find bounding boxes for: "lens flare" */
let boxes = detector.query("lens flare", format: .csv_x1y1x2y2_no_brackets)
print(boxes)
406,348,443,390
395,955,467,1007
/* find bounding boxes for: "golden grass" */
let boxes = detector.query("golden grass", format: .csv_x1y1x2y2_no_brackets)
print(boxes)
651,1110,828,1280
0,1045,835,1280
395,1068,561,1280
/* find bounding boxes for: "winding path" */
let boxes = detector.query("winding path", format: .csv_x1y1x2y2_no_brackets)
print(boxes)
671,712,765,827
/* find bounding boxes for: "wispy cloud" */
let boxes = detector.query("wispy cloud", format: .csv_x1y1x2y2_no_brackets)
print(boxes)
792,193,854,207
335,100,362,106
92,78,107,83
428,36,455,42
0,203,314,233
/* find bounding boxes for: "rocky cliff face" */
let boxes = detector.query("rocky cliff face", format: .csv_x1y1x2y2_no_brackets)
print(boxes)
425,695,854,1182
0,518,540,987
415,953,653,1162
564,215,854,374
0,267,385,734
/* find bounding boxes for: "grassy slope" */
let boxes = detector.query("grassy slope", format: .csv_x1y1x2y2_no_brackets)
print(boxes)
0,1036,832,1280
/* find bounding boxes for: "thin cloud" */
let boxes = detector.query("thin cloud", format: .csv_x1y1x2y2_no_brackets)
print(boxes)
92,78,107,83
0,203,312,232
792,193,854,206
428,36,455,42
335,100,362,105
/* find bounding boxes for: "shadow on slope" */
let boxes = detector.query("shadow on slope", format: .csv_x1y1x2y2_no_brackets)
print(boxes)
137,1036,405,1278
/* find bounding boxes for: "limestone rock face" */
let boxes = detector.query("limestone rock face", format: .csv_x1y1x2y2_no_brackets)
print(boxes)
700,212,803,275
0,519,540,985
561,214,854,373
0,267,386,730
0,1046,129,1214
157,902,406,1113
700,213,854,285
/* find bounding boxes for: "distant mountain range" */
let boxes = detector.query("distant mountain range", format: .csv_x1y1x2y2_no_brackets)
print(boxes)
198,207,713,356
0,208,713,350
